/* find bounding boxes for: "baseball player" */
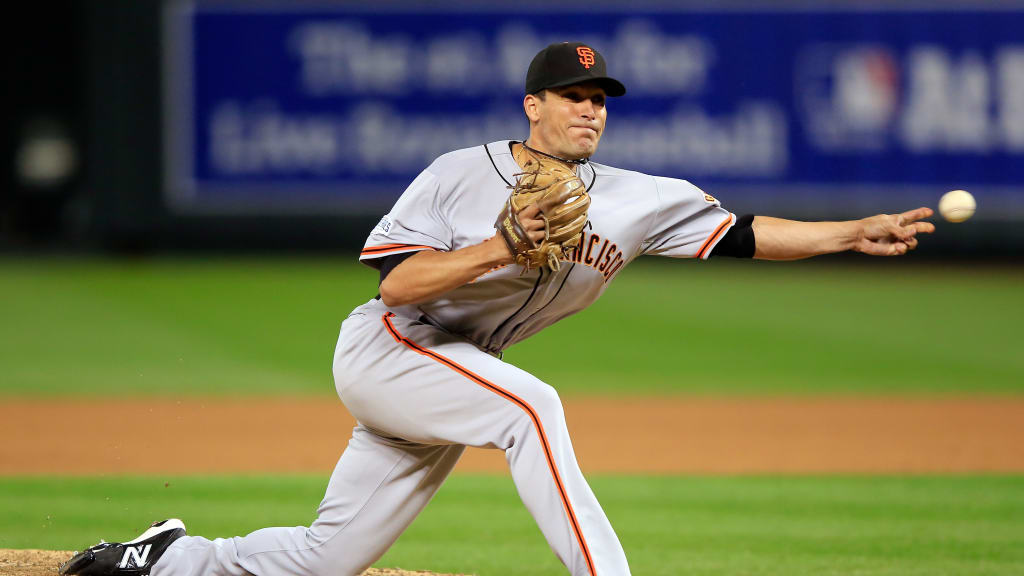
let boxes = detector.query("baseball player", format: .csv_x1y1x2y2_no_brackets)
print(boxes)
61,42,934,576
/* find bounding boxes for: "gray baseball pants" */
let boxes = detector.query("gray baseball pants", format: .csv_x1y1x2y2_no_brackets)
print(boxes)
153,298,630,576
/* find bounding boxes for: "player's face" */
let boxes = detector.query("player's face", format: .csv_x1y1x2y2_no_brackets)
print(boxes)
531,83,607,160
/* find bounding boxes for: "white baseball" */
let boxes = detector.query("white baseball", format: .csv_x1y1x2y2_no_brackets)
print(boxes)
938,190,976,223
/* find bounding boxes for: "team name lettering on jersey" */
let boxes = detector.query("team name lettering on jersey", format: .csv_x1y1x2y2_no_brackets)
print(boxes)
565,231,625,282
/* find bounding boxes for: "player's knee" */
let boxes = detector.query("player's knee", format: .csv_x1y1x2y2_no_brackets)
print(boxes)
504,381,568,454
521,381,566,427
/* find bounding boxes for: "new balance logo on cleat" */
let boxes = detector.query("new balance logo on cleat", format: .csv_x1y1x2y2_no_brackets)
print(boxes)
59,519,186,576
118,545,152,569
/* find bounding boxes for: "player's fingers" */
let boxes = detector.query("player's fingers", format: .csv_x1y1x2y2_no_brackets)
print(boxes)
859,238,907,256
522,214,546,233
519,204,541,219
856,239,883,256
889,215,916,241
899,207,934,224
892,216,936,242
912,221,936,234
517,205,546,242
905,236,919,250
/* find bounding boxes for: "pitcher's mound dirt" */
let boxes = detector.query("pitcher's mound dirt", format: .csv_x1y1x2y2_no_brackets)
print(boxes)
0,550,465,576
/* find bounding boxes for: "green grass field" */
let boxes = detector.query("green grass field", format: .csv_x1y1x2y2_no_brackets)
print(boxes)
2,256,1023,575
1,256,1022,396
2,475,1022,575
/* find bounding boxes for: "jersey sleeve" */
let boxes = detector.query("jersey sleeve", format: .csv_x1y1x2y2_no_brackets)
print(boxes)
641,177,735,260
359,167,453,268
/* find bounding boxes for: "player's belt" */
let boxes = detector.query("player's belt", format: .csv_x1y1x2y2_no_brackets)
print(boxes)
415,313,504,360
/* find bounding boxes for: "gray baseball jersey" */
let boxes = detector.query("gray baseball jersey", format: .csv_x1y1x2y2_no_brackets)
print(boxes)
153,141,735,576
361,140,734,353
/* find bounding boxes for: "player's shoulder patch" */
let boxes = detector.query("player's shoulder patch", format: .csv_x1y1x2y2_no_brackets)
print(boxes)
703,192,717,204
374,215,394,236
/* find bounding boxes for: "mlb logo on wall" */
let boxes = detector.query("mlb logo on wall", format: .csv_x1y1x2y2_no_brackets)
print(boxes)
796,44,901,152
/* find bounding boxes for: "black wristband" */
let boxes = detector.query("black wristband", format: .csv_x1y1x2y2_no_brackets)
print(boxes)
710,214,756,258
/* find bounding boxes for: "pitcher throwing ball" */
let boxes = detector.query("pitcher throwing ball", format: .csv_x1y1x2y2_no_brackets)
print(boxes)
62,42,934,576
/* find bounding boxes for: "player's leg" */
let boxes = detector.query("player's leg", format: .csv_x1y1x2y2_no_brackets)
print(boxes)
153,425,463,576
339,308,629,576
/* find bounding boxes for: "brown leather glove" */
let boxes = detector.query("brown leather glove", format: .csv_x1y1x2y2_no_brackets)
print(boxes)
495,152,590,272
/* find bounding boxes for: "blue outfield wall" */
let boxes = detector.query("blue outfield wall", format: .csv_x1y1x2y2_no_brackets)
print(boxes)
163,3,1024,221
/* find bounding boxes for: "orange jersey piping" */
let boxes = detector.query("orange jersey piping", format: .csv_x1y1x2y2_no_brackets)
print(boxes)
380,312,597,576
360,244,437,257
696,214,735,260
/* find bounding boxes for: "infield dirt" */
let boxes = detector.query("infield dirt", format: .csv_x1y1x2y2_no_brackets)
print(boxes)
3,396,1023,474
3,396,1023,575
0,549,465,576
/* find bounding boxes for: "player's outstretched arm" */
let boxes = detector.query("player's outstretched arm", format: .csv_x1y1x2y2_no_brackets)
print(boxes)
379,206,546,307
751,207,935,261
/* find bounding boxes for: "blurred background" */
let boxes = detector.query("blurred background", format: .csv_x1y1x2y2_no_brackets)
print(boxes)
3,4,1023,574
5,0,1024,257
4,0,1024,402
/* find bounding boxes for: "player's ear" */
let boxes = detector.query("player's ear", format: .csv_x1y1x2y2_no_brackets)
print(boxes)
524,93,542,124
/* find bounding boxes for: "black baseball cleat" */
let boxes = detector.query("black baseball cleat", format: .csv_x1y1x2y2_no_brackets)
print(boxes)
59,519,187,575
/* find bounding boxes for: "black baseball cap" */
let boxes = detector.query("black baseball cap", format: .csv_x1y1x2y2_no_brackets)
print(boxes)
525,42,626,97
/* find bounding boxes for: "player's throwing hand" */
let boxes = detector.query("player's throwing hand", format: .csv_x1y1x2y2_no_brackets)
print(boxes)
854,207,936,256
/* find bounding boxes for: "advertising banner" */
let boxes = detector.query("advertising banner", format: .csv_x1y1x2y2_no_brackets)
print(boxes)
164,3,1024,218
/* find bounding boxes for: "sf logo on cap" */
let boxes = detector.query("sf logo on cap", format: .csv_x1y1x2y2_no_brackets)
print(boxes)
577,46,595,69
